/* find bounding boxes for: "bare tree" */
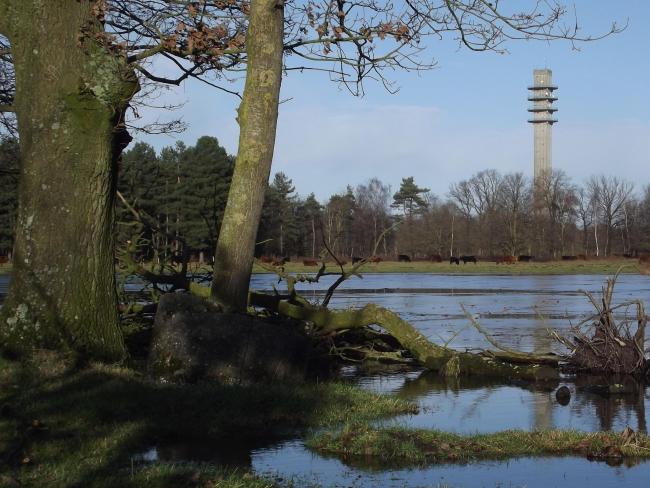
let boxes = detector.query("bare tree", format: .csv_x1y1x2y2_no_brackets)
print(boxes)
355,178,392,255
535,170,577,257
588,175,634,256
448,179,475,254
498,172,530,255
575,186,594,255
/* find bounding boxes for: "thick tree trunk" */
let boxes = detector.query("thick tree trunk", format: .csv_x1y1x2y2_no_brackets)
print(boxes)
0,1,138,360
211,0,284,312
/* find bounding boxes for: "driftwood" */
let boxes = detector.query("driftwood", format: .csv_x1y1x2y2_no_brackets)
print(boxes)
550,269,647,375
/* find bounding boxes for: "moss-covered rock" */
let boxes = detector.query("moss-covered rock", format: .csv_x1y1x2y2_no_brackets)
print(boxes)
149,293,316,384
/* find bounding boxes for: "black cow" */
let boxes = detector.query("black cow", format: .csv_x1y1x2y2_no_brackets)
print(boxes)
398,254,411,262
461,255,477,264
518,255,533,262
450,256,460,265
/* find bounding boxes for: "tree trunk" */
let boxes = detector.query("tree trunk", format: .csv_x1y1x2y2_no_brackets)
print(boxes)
0,1,138,360
211,0,284,312
311,217,316,258
250,292,559,381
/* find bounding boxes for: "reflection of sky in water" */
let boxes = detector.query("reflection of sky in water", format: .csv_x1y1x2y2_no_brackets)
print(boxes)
251,273,650,354
252,443,650,488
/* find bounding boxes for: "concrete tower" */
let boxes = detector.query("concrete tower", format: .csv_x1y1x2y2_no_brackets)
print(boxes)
527,69,557,182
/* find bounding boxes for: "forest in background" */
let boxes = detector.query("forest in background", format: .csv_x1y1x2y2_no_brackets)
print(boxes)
1,134,649,262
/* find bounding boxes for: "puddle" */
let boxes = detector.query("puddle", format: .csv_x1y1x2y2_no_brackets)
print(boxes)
133,370,650,487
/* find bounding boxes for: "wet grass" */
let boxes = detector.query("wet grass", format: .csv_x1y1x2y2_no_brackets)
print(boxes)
0,354,417,488
253,259,641,275
308,424,650,466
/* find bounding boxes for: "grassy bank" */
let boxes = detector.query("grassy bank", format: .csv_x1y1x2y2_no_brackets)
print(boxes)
252,259,641,275
309,424,650,466
0,354,416,487
1,260,639,278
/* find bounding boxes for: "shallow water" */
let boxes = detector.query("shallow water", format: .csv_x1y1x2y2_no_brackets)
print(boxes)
251,273,650,354
138,368,650,487
5,272,650,486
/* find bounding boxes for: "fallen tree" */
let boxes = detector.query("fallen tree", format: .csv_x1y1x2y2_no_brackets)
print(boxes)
245,229,561,381
250,291,559,381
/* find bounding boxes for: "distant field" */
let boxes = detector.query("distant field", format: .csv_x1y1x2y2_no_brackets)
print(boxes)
252,259,643,275
0,260,643,276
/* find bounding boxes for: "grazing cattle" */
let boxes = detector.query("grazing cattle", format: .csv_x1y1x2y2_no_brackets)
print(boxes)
271,258,286,266
352,256,363,264
639,254,650,264
0,256,8,264
302,259,318,266
461,255,477,264
561,255,578,261
496,255,517,265
369,256,382,263
338,260,348,265
518,255,533,263
449,256,460,265
577,254,587,261
259,255,274,263
398,254,411,262
428,254,442,263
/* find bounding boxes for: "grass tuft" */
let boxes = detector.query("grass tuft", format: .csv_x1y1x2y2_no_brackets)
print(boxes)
308,424,650,466
0,354,416,487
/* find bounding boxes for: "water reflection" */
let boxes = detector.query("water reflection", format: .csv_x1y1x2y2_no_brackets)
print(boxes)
350,369,649,435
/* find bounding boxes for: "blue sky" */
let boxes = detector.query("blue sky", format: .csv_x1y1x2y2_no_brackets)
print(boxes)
136,0,650,201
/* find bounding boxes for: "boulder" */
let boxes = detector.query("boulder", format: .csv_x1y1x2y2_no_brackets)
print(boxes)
148,293,314,384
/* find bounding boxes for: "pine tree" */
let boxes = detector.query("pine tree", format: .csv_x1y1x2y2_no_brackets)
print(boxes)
392,177,430,217
0,136,18,256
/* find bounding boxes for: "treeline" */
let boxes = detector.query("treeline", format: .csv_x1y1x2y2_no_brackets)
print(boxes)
257,170,650,260
1,135,649,261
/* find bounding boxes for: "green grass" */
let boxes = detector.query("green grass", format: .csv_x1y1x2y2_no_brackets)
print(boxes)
0,354,417,487
2,260,638,278
252,259,641,275
308,424,650,466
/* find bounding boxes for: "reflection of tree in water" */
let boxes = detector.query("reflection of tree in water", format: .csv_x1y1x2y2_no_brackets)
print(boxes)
571,376,648,433
394,369,648,433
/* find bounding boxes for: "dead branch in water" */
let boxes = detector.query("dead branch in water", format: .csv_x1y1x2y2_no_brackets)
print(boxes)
551,269,647,375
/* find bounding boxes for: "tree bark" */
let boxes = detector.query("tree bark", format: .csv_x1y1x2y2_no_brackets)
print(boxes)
250,293,559,381
0,1,138,360
211,0,284,312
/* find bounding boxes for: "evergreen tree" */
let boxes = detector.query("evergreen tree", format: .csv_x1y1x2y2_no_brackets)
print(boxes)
117,142,162,260
0,136,18,256
258,172,299,256
392,177,430,217
176,136,234,257
299,193,322,258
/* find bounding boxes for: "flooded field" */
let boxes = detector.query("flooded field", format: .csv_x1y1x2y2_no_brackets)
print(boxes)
251,273,650,353
3,272,650,486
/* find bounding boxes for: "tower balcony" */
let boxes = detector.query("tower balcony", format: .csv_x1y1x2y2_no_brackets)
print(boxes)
528,118,558,124
528,85,558,91
528,95,558,102
528,106,558,113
